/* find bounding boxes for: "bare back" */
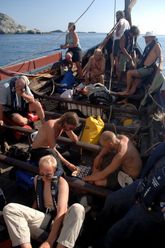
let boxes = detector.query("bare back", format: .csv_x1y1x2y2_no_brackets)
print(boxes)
32,119,62,149
118,135,142,178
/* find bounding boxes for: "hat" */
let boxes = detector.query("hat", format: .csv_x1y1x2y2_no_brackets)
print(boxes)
143,31,156,37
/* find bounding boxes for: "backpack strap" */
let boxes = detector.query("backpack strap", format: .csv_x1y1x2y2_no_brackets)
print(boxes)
36,175,59,213
9,77,27,112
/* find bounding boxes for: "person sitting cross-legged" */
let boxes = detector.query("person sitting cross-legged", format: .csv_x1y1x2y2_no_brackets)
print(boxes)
3,155,85,248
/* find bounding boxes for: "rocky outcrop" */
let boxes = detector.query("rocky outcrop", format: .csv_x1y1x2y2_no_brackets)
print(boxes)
0,13,41,34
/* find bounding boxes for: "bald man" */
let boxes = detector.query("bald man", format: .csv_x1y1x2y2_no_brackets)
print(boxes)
83,48,105,84
84,131,142,189
0,75,45,126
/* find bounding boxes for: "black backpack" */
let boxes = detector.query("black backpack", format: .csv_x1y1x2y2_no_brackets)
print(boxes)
89,90,115,105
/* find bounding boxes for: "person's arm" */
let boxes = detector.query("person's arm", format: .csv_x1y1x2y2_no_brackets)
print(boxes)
65,130,79,142
120,35,135,67
46,123,77,172
39,177,69,248
32,176,38,209
15,84,35,103
93,147,110,172
21,91,35,103
54,147,77,171
120,35,131,61
84,152,123,182
156,43,163,71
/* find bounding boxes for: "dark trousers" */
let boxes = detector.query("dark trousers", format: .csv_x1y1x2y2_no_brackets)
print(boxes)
95,181,165,248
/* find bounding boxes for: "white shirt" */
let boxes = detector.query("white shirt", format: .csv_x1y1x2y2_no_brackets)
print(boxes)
114,18,130,40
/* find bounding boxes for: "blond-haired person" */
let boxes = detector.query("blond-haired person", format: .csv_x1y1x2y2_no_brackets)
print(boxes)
3,155,85,248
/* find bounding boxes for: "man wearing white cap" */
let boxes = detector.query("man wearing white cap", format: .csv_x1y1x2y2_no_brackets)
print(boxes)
117,31,163,96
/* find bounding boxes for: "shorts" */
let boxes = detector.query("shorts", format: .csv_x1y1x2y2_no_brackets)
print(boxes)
106,170,121,190
113,40,120,57
67,47,82,63
137,66,155,78
119,54,133,72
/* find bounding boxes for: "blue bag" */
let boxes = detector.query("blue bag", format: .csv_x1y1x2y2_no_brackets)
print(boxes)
16,170,34,191
57,71,76,93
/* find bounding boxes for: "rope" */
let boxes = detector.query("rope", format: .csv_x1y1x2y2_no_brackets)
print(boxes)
74,0,96,25
3,0,96,68
148,92,165,111
108,0,117,92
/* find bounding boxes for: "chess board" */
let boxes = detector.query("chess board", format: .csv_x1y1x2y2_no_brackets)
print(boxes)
72,165,91,179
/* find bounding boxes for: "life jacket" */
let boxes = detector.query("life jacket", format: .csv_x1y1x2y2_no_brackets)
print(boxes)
10,77,27,112
138,39,158,68
36,175,59,214
136,155,165,210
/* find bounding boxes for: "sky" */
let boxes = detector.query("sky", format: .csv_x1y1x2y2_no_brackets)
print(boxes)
0,0,165,35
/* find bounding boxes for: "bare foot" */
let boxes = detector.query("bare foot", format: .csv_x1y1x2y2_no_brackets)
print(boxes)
116,91,129,96
117,98,128,105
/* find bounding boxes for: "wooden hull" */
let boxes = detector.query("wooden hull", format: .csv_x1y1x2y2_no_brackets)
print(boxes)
0,52,62,81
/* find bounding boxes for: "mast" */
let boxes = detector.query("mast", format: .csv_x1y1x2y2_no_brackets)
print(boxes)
125,0,137,26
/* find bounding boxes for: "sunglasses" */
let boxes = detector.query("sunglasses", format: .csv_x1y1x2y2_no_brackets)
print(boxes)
39,173,54,179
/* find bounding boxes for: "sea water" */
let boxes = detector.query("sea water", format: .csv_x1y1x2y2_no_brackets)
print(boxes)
0,33,165,72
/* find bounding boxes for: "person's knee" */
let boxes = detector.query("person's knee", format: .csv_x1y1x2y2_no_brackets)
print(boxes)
69,203,85,220
11,113,28,126
3,203,18,216
127,70,135,78
30,100,42,111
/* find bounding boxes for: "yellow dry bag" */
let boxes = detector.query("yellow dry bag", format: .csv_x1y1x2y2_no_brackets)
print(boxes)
80,116,105,144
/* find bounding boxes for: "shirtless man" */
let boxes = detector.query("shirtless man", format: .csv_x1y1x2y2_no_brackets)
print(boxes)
3,155,85,248
84,131,142,189
30,112,79,173
83,48,105,84
117,31,163,96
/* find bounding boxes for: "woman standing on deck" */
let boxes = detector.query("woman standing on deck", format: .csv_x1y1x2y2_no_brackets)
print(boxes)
60,22,83,79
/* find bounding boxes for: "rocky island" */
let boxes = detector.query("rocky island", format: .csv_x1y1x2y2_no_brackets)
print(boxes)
0,12,41,34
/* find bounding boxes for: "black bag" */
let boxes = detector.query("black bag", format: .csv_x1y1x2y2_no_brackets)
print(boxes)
6,146,30,161
89,90,115,105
